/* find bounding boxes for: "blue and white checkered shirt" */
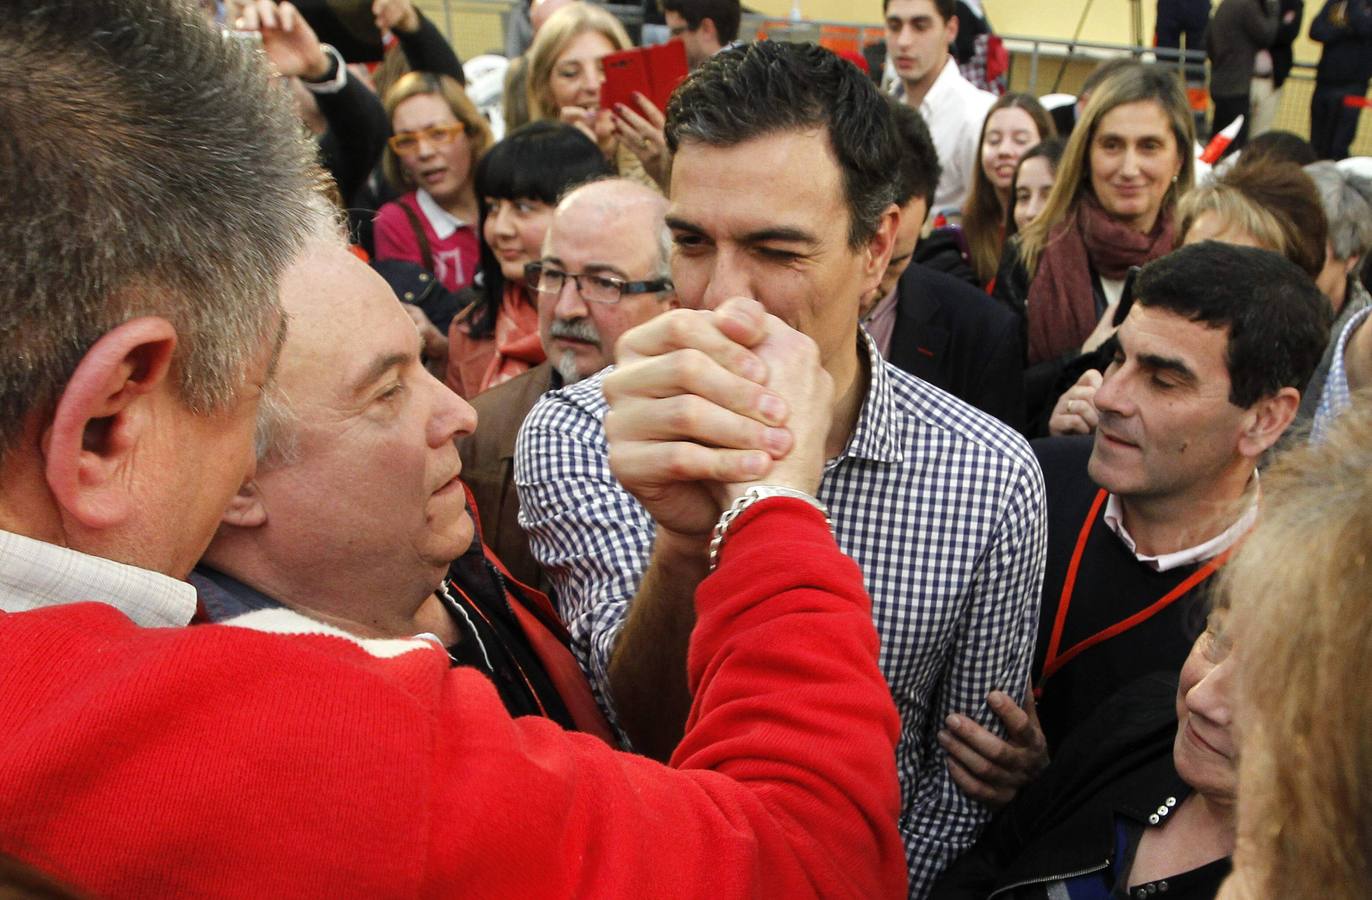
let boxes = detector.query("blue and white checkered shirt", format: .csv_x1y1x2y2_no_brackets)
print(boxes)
515,335,1048,898
1313,305,1372,443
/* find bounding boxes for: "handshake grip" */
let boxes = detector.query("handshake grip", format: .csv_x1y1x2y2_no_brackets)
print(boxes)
603,298,834,544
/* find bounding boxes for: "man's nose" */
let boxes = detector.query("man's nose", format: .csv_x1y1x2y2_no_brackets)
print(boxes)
554,276,591,319
696,248,754,311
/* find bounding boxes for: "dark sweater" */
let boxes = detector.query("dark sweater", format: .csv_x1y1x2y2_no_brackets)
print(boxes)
1311,0,1372,84
1031,437,1213,751
932,673,1231,900
1206,0,1280,97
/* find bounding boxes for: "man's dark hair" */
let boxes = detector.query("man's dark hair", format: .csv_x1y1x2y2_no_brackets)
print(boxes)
661,0,742,44
882,0,956,19
1133,241,1329,408
0,0,319,457
665,42,900,247
886,96,941,207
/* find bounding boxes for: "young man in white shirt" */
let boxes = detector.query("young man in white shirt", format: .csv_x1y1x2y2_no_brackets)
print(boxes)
885,0,996,218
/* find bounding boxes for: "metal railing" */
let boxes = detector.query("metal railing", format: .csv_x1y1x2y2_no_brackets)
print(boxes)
417,0,1372,156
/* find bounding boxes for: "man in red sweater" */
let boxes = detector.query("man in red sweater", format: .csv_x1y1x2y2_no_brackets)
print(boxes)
0,1,906,896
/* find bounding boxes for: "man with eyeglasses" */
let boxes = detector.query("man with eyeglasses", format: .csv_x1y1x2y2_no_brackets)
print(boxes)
459,177,678,591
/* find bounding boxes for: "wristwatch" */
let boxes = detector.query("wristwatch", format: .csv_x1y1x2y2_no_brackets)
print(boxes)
707,485,831,572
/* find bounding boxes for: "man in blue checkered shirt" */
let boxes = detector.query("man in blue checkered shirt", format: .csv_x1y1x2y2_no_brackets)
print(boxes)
514,42,1047,897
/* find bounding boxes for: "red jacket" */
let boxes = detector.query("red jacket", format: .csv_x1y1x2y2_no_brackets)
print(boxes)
0,502,906,898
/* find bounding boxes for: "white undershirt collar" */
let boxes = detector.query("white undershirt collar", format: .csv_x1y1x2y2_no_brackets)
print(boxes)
1103,472,1260,572
416,189,467,240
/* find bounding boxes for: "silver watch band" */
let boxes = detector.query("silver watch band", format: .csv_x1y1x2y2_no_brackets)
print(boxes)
707,485,831,572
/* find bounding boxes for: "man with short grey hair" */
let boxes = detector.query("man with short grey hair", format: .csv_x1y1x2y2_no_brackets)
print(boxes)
461,177,678,589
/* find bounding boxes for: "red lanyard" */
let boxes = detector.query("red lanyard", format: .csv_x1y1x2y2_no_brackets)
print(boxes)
1035,488,1233,697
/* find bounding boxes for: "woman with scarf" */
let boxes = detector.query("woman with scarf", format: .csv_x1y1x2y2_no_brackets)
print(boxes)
993,63,1195,426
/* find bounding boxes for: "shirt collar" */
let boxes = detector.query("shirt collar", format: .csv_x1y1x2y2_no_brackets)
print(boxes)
1102,472,1260,572
832,331,905,466
919,57,962,114
0,529,197,627
416,189,466,239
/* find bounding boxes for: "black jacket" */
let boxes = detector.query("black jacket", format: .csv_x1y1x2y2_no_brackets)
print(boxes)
888,264,1025,431
1311,0,1372,84
932,674,1231,900
990,241,1108,433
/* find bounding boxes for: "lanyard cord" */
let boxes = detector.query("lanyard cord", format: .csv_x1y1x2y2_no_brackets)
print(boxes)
1036,488,1233,697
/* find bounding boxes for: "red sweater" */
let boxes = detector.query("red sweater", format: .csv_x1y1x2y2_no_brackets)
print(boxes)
0,502,906,899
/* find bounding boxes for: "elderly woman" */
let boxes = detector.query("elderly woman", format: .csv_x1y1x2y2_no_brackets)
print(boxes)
932,604,1237,898
993,63,1195,423
1298,162,1372,424
1217,405,1372,900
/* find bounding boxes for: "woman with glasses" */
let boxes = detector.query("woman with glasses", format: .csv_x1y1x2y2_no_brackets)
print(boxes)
374,72,493,295
442,120,614,398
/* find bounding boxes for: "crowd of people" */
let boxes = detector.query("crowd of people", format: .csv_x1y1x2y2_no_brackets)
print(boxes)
2,0,1372,897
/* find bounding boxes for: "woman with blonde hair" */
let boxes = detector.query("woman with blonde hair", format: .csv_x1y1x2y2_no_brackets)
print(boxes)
994,64,1194,368
374,71,493,294
1216,403,1372,900
961,93,1056,288
524,2,667,188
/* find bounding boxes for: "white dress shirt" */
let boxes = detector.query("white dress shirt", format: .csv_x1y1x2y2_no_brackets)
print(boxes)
908,57,996,217
1102,473,1260,572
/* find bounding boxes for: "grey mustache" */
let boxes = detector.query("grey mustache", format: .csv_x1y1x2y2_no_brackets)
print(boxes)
550,317,601,346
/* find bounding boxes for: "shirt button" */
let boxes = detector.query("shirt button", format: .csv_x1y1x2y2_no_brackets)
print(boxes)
1159,883,1169,893
420,273,430,281
403,291,415,300
1149,813,1160,824
1157,805,1169,816
1135,890,1148,899
1165,797,1177,807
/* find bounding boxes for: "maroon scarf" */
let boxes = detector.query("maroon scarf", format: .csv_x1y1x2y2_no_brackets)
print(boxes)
1026,195,1175,365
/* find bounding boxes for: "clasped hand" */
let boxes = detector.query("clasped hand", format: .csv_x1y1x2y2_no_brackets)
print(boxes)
603,298,833,543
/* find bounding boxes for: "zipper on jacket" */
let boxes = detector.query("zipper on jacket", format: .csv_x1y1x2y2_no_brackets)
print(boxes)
988,860,1110,899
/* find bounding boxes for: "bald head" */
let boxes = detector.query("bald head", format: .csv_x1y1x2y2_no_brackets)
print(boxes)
537,178,677,383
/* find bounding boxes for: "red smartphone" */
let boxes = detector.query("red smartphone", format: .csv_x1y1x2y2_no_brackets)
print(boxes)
599,41,688,113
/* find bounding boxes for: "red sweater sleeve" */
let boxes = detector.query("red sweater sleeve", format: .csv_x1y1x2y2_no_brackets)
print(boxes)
0,503,904,899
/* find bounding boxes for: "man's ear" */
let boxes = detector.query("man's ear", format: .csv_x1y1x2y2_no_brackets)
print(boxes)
220,479,268,529
662,291,681,311
944,13,959,47
699,16,719,46
1238,386,1300,457
43,317,178,530
860,203,902,294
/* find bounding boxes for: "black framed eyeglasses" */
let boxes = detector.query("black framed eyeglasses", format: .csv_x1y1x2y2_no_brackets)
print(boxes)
525,262,673,305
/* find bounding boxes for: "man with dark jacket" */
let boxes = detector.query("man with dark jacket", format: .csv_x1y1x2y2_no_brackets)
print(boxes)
1309,0,1372,159
1206,0,1279,153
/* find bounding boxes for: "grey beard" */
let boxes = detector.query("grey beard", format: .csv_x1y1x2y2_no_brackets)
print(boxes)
555,349,583,384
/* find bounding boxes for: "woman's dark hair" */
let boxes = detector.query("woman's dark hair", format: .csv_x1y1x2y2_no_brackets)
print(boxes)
466,121,614,338
1004,138,1065,238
